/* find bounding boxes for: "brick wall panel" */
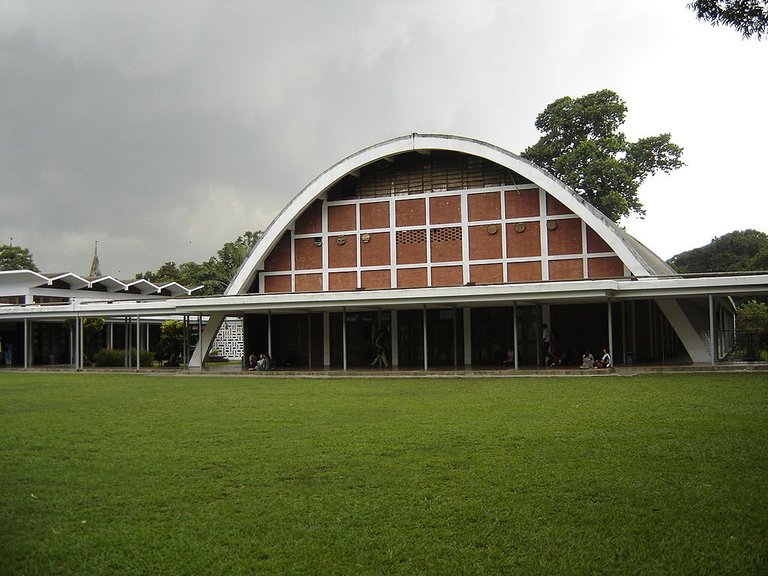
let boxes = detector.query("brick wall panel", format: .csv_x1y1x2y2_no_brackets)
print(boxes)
469,225,502,260
328,236,357,268
295,273,323,292
549,259,584,280
294,237,322,270
264,232,292,272
361,232,391,267
588,256,625,278
507,261,542,282
468,192,501,221
329,271,357,291
264,275,291,293
328,204,356,232
506,222,541,257
431,266,463,287
397,267,427,288
546,194,574,216
547,219,583,256
361,270,391,290
360,202,390,229
395,198,426,226
505,189,540,218
294,200,323,234
586,227,612,253
470,263,503,284
429,195,462,224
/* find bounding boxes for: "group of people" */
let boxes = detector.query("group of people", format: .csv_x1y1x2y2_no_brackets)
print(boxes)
247,352,273,372
580,349,612,369
542,324,612,369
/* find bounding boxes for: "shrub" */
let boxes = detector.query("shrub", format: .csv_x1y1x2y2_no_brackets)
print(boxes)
93,348,156,368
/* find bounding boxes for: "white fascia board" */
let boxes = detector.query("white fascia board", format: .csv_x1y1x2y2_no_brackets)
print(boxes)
158,282,193,296
2,274,766,321
125,279,161,294
48,272,90,290
90,276,128,292
0,270,49,286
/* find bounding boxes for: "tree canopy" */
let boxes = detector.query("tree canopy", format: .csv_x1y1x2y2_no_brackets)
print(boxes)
667,229,768,273
137,231,261,295
521,89,684,222
0,244,39,272
689,0,768,39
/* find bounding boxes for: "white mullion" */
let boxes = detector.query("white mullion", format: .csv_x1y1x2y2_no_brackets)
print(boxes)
290,229,296,292
425,195,432,287
355,202,362,288
390,197,397,288
500,188,508,283
321,200,329,290
582,220,589,278
461,190,470,284
539,189,549,281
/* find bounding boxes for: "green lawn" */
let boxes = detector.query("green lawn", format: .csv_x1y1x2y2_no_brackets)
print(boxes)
1,372,766,575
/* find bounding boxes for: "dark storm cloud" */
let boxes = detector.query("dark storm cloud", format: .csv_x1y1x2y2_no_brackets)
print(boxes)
1,0,766,276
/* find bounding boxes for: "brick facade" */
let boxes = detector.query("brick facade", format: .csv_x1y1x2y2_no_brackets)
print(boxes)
258,152,625,293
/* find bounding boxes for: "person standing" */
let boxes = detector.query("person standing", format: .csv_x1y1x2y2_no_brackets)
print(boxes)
541,323,551,366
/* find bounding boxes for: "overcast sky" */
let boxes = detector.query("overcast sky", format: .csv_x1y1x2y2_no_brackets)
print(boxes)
1,0,766,278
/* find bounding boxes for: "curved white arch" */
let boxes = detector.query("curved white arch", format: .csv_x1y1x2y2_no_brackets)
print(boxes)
228,133,658,296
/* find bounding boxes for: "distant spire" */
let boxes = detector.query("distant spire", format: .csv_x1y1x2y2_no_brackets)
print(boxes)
89,241,102,278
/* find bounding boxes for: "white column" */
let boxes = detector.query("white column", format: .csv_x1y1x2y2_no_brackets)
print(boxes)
342,308,347,371
391,310,399,368
513,304,519,370
463,307,472,367
422,306,428,371
709,294,717,366
136,315,141,370
323,311,331,368
607,300,614,369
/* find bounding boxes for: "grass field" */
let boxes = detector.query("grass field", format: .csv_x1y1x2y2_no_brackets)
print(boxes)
1,372,766,575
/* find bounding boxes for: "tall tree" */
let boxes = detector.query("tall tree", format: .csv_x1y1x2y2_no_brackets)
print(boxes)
689,0,768,39
0,244,39,272
136,231,262,295
667,229,768,273
521,89,684,222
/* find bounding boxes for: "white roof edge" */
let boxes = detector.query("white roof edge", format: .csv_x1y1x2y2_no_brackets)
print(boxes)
227,133,660,295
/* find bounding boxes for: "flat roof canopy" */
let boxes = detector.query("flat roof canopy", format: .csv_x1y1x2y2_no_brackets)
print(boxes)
1,273,766,320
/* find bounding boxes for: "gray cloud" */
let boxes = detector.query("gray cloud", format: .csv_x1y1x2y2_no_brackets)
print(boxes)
1,0,767,276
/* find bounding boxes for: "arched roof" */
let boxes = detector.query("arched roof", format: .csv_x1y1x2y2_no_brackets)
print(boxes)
227,133,673,295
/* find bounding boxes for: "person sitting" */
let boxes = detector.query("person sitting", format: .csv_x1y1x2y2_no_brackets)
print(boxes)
256,353,272,371
581,351,594,369
502,348,514,366
595,348,611,368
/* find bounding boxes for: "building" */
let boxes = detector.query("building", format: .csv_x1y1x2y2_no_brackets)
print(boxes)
1,134,766,370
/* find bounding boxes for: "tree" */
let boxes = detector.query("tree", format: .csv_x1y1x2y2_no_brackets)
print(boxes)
521,89,684,222
689,0,768,39
0,244,39,272
159,319,185,366
136,231,262,295
667,229,768,273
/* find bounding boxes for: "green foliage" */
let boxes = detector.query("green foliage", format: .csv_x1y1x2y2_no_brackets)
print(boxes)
667,229,768,273
689,0,768,39
159,320,185,364
738,299,768,330
1,373,767,575
0,244,39,272
521,89,684,222
137,231,261,295
92,348,154,367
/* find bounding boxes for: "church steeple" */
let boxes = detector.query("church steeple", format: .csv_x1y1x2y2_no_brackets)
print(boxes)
89,241,102,279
